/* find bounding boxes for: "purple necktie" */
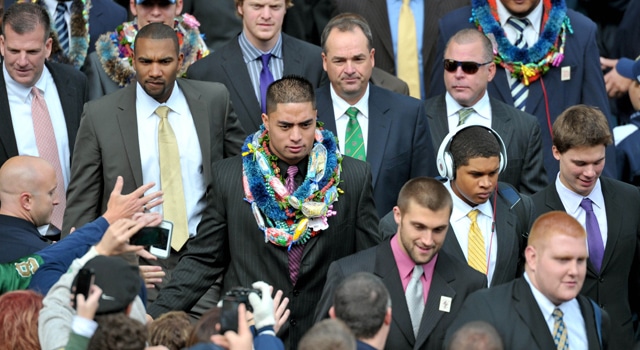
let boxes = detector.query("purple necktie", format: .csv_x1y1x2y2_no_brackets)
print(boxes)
259,54,274,114
580,198,605,272
286,166,304,285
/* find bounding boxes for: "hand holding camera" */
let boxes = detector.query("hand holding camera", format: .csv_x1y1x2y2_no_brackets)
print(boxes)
248,281,276,331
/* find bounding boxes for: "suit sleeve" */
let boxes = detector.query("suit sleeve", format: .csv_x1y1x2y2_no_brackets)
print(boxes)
63,105,105,236
412,101,439,178
428,19,449,99
355,164,382,250
519,119,548,194
313,260,346,323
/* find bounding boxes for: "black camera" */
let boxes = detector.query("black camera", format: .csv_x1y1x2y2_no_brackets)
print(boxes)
220,287,262,333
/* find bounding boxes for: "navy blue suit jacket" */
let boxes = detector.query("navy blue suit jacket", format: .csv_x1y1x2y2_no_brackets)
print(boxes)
428,6,617,181
316,84,438,217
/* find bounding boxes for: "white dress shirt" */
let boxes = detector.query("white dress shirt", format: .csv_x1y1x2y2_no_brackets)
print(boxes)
4,64,71,188
136,82,206,237
445,91,492,131
446,180,498,286
524,272,589,350
330,83,370,154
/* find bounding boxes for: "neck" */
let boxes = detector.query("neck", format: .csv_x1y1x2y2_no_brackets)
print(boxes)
359,329,388,350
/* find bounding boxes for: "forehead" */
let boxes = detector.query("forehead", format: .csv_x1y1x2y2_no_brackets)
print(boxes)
445,40,486,61
3,23,46,41
325,28,368,53
270,102,316,121
561,145,606,162
402,200,450,225
244,0,286,6
134,37,177,56
459,156,500,171
538,234,587,258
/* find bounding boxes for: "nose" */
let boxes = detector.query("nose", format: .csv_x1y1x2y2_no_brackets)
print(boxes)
420,231,434,247
150,4,163,16
260,5,272,19
149,62,162,77
290,126,302,142
16,51,29,66
583,165,597,178
454,66,465,79
344,60,356,74
479,175,491,189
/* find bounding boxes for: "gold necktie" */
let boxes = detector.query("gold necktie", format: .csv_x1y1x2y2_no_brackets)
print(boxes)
552,308,570,350
467,209,487,274
398,0,421,98
156,106,189,251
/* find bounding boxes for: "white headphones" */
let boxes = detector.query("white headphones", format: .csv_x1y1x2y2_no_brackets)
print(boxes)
436,124,508,180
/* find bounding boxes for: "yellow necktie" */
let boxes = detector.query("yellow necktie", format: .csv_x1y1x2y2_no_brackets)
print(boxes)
467,209,487,274
398,0,421,98
156,106,189,251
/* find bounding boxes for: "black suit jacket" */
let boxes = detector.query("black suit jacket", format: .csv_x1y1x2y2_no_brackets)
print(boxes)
315,239,487,350
425,95,547,195
333,0,469,97
187,33,327,134
0,61,87,167
316,84,438,217
531,177,640,349
148,155,381,349
446,277,608,350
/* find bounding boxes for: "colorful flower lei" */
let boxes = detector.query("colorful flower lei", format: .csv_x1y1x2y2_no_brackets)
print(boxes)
95,14,209,87
471,0,573,85
241,124,343,249
20,0,90,69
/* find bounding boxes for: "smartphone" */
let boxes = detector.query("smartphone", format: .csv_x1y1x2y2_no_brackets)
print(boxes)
130,220,173,259
73,268,94,309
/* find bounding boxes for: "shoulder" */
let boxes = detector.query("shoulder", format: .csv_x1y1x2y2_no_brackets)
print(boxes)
84,84,133,110
566,9,597,30
439,251,487,287
601,176,640,198
48,62,87,83
490,98,537,124
332,244,379,272
179,78,230,96
441,5,473,22
340,156,371,179
282,33,323,55
212,155,244,174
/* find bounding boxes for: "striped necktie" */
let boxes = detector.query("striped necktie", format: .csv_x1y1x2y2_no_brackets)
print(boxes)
457,107,475,126
55,2,69,53
552,308,570,350
467,209,487,274
507,17,530,111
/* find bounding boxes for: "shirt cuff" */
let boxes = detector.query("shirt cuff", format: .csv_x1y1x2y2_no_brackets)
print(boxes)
71,315,98,338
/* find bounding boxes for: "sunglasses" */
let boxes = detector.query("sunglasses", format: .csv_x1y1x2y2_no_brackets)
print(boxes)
443,59,493,74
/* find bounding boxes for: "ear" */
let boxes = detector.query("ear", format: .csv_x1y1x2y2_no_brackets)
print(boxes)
370,48,375,68
261,113,269,129
20,192,33,210
0,35,5,57
393,206,402,226
383,307,392,325
44,37,52,59
174,0,183,15
524,245,536,272
177,52,185,69
129,0,138,16
328,306,336,319
552,146,561,161
321,52,327,72
486,62,496,82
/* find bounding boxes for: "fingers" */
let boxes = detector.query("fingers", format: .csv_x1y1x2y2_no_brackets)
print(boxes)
600,57,617,70
136,248,157,260
110,176,124,197
139,265,165,287
131,181,156,199
251,281,271,299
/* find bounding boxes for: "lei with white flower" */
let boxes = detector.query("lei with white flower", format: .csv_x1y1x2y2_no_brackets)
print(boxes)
471,0,573,86
19,0,91,69
241,124,343,249
95,14,209,88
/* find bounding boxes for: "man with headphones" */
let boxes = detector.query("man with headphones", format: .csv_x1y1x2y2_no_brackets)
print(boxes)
436,124,534,287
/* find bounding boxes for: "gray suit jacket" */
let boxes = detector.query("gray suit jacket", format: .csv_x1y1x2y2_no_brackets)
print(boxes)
62,79,245,235
531,177,640,349
147,155,381,349
446,277,608,350
187,33,328,135
83,51,119,101
333,0,469,97
316,84,439,217
0,61,88,167
370,67,409,95
315,239,487,350
425,95,548,195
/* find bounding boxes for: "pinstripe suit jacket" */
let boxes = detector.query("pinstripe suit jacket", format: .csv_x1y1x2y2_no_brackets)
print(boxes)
425,95,547,195
148,155,382,349
333,0,469,97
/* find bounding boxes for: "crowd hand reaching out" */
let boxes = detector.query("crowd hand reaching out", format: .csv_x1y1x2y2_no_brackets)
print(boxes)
211,303,253,350
601,57,633,98
102,176,163,224
75,284,103,320
139,265,165,289
272,289,290,334
94,214,162,256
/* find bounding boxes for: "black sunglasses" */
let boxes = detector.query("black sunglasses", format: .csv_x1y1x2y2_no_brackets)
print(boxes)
443,59,493,74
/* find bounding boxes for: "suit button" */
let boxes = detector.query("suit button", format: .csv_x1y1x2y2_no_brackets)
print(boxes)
292,289,300,296
599,277,604,283
290,318,297,326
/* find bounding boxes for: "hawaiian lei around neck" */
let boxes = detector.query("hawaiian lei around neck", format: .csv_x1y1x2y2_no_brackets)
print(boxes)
95,14,208,87
241,125,343,249
20,0,90,69
471,0,573,86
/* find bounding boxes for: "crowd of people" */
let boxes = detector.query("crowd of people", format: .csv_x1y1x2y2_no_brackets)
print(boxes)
0,0,638,349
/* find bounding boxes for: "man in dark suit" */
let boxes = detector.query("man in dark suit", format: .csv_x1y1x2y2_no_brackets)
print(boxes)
426,29,546,195
429,0,617,181
531,105,640,349
316,177,487,350
187,0,327,135
148,76,381,349
63,23,245,317
0,3,87,232
316,13,437,217
333,0,468,98
182,0,241,51
446,211,609,350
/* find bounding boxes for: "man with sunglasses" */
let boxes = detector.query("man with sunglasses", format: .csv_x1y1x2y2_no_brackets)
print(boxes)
426,29,547,195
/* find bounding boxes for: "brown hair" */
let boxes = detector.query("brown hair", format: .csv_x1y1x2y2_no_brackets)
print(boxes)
88,313,147,350
397,177,452,215
552,105,612,154
299,319,356,350
0,290,43,350
321,13,374,53
148,311,193,350
186,307,221,346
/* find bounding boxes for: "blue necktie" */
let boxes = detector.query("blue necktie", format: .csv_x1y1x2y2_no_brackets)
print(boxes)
507,17,530,111
259,54,274,114
55,2,69,54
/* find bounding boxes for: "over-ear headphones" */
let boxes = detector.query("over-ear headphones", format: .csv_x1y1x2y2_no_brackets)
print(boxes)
436,124,508,180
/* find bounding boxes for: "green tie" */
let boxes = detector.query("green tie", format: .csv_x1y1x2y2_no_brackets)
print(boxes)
344,107,366,161
156,105,189,251
457,108,475,126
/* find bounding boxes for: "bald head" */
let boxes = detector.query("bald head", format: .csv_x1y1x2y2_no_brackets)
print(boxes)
0,156,58,226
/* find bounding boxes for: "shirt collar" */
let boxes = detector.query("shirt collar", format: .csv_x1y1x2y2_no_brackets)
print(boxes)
238,31,283,62
445,91,492,121
496,0,544,32
554,174,604,213
3,63,52,102
524,271,578,317
446,180,494,223
330,83,370,120
390,233,438,280
136,81,183,120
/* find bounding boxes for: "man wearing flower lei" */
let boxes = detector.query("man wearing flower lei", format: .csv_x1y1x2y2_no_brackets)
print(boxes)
148,76,381,349
10,0,128,69
429,0,618,183
83,0,208,100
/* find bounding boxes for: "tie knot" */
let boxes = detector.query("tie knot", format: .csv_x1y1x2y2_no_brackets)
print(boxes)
155,105,170,120
457,107,474,126
56,2,67,12
402,0,411,6
260,53,272,66
31,87,42,98
411,265,423,279
507,17,530,33
552,308,564,320
287,165,299,179
346,107,359,120
579,198,594,212
467,209,480,222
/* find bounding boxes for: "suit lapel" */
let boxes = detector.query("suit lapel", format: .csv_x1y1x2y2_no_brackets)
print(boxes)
577,296,602,350
116,84,143,187
489,98,514,149
179,80,211,183
513,278,557,349
367,87,392,186
48,62,80,154
442,226,466,264
488,67,514,105
316,85,338,135
492,192,517,285
221,40,262,131
599,178,622,274
425,95,449,151
282,34,305,76
0,69,19,160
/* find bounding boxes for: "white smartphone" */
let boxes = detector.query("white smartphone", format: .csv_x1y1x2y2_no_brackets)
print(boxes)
130,220,173,259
